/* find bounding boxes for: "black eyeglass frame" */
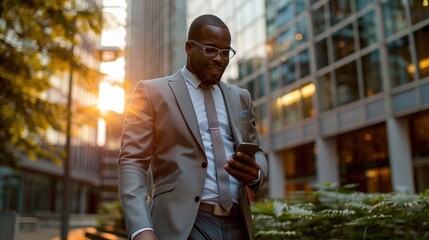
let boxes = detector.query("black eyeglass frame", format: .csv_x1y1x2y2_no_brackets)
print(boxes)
189,40,236,59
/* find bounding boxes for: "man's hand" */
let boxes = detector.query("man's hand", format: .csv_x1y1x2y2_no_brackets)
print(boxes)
134,230,158,240
224,151,260,185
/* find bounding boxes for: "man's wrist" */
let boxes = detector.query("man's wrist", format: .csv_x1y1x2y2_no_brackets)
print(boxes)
248,169,261,186
131,228,154,240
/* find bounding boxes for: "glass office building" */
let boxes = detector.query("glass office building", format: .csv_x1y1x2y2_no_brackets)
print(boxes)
186,0,429,198
124,0,429,199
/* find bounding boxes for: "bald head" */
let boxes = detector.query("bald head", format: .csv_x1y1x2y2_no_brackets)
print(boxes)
187,14,229,40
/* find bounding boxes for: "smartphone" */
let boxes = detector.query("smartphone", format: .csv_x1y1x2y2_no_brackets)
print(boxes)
236,142,259,157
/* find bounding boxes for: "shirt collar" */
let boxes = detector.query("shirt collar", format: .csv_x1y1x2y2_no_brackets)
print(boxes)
181,66,201,89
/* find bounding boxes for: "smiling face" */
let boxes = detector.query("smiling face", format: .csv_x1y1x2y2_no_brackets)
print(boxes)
185,24,232,85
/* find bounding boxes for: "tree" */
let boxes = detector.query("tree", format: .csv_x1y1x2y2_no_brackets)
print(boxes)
0,0,103,166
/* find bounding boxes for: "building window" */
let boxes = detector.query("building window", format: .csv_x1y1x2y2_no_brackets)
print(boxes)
269,65,281,92
358,10,377,49
410,111,429,158
336,61,359,106
413,25,429,79
257,74,266,99
246,74,266,101
277,0,294,27
302,83,316,118
338,124,391,193
387,36,414,87
282,142,316,193
318,72,334,111
329,0,353,26
315,38,329,69
299,49,310,78
410,111,429,192
255,102,268,135
296,17,308,46
383,0,408,37
272,83,315,128
332,23,355,61
362,50,382,97
355,0,373,12
281,56,296,86
274,89,300,127
409,0,429,24
312,5,327,36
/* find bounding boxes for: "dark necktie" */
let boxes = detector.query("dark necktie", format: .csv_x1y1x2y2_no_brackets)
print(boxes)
201,83,232,212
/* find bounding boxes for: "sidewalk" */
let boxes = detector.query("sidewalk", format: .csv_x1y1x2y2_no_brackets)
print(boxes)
19,227,95,240
16,213,108,240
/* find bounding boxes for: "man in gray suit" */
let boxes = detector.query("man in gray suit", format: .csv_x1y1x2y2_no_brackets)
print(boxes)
118,14,268,240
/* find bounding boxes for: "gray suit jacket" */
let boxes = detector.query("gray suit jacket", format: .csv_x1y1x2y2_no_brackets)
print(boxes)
118,70,268,240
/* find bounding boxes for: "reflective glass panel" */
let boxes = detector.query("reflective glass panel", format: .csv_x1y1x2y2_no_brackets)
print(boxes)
414,25,429,78
411,111,429,192
312,5,327,36
283,143,316,178
276,89,300,126
296,0,305,15
266,6,276,37
318,72,334,111
255,102,268,134
329,0,353,26
277,0,293,27
355,0,373,11
302,83,315,118
336,61,359,106
299,49,310,78
270,66,281,92
238,60,246,79
362,50,382,97
410,112,429,158
338,124,391,193
387,36,414,87
296,17,308,46
315,38,329,69
276,27,295,57
333,24,355,61
246,81,255,100
383,0,408,37
257,74,266,98
409,0,429,24
281,56,296,86
358,10,377,49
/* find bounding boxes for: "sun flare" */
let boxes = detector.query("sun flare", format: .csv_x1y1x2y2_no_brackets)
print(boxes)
98,81,125,114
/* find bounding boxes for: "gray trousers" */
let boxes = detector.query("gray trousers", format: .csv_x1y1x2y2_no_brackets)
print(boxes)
188,211,247,240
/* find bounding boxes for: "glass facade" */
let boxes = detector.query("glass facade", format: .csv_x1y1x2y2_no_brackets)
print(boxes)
251,0,428,194
338,124,391,193
167,0,429,196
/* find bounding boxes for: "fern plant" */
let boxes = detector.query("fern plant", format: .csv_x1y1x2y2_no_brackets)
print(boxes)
252,185,429,240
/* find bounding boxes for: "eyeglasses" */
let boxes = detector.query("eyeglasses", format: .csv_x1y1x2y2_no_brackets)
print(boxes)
189,40,236,59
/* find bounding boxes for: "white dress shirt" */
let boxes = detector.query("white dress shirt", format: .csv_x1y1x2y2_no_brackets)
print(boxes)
181,67,239,203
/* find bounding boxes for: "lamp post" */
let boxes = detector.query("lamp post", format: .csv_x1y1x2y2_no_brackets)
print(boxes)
61,45,74,240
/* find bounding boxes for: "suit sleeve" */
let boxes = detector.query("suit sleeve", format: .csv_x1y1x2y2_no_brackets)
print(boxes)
118,81,155,238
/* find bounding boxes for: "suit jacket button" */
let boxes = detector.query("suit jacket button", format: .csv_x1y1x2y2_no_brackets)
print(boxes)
201,162,207,168
194,196,200,202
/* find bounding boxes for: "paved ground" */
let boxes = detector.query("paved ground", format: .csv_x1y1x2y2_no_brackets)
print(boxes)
19,227,95,240
19,227,127,240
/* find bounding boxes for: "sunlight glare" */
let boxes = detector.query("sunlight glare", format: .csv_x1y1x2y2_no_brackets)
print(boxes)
98,81,125,114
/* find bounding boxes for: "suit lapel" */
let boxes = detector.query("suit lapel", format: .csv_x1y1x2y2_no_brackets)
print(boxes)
219,82,243,145
168,71,205,152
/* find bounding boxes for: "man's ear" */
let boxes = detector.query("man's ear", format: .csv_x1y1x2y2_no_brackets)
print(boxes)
185,41,191,55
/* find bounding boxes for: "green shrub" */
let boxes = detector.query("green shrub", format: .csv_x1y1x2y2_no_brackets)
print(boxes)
251,184,429,240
